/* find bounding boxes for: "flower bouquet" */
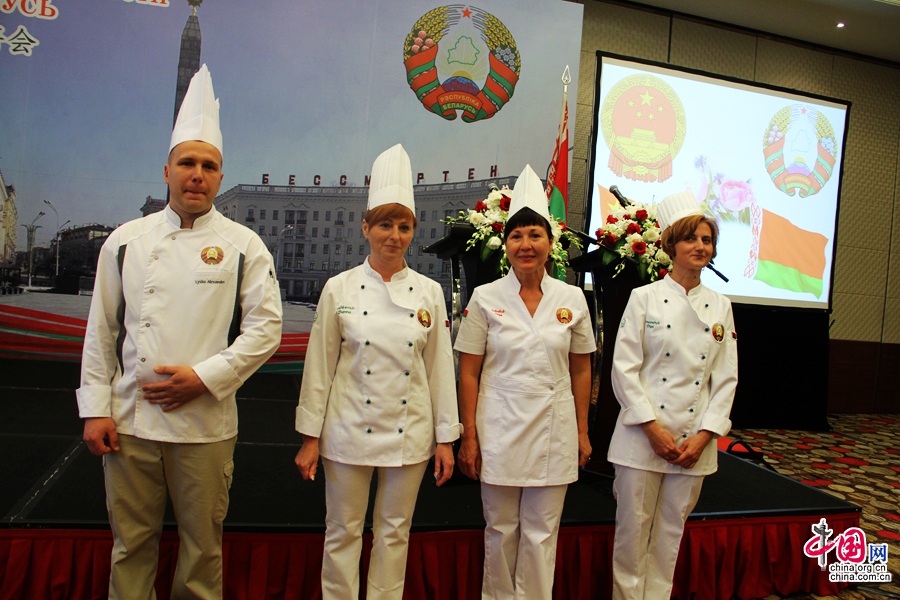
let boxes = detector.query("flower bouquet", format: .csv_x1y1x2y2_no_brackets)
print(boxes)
594,200,671,282
443,184,582,278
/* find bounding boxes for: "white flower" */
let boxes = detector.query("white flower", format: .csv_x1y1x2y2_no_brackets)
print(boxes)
626,232,643,244
655,248,671,265
470,212,490,227
486,236,502,250
642,228,659,243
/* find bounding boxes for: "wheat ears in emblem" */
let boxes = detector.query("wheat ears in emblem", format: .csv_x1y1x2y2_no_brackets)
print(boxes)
404,5,520,122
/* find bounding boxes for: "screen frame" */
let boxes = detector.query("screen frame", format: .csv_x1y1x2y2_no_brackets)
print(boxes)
583,51,852,313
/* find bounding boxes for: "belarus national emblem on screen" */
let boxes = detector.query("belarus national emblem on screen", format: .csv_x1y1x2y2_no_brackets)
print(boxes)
763,105,838,198
403,5,520,123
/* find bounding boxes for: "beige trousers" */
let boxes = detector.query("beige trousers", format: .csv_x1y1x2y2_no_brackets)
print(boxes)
480,483,568,600
103,433,236,600
611,465,705,600
320,458,429,600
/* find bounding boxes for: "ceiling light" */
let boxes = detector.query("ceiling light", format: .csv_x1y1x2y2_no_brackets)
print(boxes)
836,22,845,28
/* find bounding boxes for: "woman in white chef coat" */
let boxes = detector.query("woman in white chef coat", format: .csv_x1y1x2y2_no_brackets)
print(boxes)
455,165,596,599
608,191,738,600
294,144,462,600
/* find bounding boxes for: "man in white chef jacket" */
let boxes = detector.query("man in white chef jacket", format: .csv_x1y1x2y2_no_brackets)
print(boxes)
608,191,738,600
76,64,283,599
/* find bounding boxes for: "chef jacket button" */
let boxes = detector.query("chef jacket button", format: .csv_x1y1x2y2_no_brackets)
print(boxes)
689,408,695,413
682,433,688,438
662,377,667,382
404,370,410,376
409,286,413,291
402,399,407,405
664,299,668,303
701,355,706,360
149,289,154,294
366,369,371,375
399,428,404,433
171,236,176,240
409,313,414,318
705,303,709,308
705,327,710,332
367,428,372,433
695,381,700,385
145,322,150,327
153,255,159,260
140,358,146,362
366,399,371,404
365,340,370,345
361,284,365,289
363,311,368,315
667,324,671,329
665,352,670,357
407,341,413,347
660,404,665,409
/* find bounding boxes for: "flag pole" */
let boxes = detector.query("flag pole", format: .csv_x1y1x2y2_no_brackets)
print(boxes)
546,65,570,201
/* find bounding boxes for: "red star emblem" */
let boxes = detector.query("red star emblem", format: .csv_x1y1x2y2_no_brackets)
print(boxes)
462,6,472,18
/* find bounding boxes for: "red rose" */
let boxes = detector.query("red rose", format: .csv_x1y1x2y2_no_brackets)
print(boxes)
659,268,668,278
559,222,567,232
499,196,511,211
632,241,647,255
475,200,487,212
635,209,648,221
626,222,642,235
601,232,618,247
491,222,503,233
623,213,631,220
606,215,618,224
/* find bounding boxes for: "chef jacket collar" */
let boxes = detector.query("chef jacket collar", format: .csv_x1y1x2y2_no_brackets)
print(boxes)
363,256,410,282
662,272,707,297
502,267,552,294
164,204,218,230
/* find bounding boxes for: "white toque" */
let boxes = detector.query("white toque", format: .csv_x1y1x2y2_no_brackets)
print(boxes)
169,64,222,156
367,143,415,214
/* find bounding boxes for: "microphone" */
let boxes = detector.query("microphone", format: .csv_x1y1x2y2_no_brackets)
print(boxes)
609,185,629,208
706,259,729,282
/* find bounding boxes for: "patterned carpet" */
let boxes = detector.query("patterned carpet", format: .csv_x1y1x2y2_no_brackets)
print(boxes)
728,413,900,599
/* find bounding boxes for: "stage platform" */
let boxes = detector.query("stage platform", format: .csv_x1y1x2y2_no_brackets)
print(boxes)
0,361,859,599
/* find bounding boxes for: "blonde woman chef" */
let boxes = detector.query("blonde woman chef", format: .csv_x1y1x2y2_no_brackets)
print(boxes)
608,191,738,600
294,144,462,600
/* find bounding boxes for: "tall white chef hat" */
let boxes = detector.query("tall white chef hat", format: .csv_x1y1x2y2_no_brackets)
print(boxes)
169,64,222,156
656,191,702,231
367,143,415,214
508,164,552,225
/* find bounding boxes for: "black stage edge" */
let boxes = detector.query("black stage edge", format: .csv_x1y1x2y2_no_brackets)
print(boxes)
0,360,856,532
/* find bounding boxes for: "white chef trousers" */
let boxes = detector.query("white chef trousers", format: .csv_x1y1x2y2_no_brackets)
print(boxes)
611,465,705,600
320,457,429,600
104,433,236,600
480,482,568,600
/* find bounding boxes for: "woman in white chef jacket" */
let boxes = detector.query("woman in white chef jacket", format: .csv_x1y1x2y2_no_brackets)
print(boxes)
455,165,596,599
294,144,462,600
608,191,738,600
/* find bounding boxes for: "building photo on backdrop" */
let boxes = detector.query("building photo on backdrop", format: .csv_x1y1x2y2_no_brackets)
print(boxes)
0,0,899,598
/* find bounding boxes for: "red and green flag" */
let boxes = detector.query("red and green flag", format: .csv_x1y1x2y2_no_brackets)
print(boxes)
745,206,828,297
546,82,569,226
